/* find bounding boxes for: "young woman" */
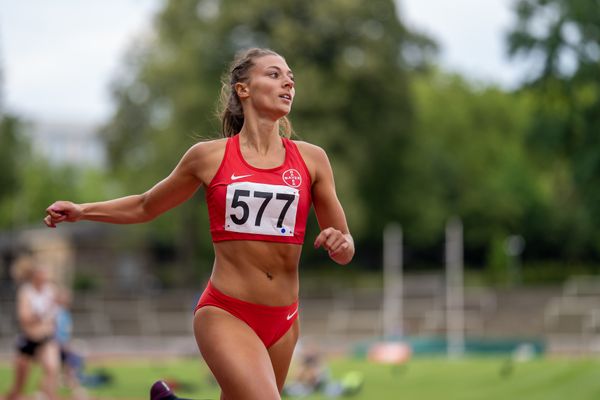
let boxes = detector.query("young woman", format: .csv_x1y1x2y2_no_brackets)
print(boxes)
44,48,354,400
5,256,60,400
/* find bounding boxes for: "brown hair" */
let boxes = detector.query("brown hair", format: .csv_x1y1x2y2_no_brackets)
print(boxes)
218,48,294,138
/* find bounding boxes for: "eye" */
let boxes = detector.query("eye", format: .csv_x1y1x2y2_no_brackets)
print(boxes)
268,71,279,78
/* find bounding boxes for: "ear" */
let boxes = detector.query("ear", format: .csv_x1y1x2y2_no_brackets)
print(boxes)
235,82,249,99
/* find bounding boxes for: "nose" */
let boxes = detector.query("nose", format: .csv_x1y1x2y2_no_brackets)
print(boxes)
283,76,294,89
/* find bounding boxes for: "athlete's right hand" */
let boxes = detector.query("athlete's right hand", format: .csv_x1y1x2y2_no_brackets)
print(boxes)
44,201,82,228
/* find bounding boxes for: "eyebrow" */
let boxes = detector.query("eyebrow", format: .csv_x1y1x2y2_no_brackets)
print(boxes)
266,65,294,76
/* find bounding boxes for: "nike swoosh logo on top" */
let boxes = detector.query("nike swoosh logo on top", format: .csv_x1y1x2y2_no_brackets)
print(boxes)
231,173,253,180
286,308,298,320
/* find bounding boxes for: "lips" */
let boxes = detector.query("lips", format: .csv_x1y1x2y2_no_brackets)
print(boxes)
279,93,292,101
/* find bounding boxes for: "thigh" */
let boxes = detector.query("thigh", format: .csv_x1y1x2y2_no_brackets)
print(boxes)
193,306,281,400
268,319,300,393
11,353,32,387
36,341,60,374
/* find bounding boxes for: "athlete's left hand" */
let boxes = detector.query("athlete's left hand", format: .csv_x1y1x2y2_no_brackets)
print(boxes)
314,227,354,265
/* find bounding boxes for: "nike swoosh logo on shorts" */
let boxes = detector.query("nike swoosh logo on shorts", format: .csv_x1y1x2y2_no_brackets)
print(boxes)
286,308,298,320
231,173,253,180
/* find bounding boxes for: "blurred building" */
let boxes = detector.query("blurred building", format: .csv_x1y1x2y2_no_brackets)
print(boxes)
0,222,152,295
28,119,106,168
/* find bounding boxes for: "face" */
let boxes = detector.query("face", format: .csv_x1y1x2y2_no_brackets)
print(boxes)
31,267,49,286
237,54,295,119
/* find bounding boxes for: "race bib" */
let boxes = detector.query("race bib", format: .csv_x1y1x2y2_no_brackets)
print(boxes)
225,182,299,236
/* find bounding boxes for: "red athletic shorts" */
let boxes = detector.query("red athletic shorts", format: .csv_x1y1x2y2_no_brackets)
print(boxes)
194,281,299,348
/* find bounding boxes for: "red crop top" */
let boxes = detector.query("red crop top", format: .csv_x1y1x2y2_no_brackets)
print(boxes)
206,134,312,244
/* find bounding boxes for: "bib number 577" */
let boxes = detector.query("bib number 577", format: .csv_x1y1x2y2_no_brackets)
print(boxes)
225,182,299,236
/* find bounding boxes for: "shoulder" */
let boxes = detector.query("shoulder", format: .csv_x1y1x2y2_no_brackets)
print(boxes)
181,138,228,184
292,140,329,164
180,138,227,169
292,140,332,184
187,138,228,158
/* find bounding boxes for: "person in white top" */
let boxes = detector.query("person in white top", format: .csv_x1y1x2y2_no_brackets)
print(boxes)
4,255,60,400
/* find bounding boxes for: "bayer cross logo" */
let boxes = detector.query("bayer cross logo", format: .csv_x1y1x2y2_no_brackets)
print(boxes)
282,169,302,188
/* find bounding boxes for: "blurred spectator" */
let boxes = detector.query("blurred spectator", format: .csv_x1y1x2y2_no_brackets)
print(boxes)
283,344,363,398
55,288,88,399
55,287,112,393
4,255,60,400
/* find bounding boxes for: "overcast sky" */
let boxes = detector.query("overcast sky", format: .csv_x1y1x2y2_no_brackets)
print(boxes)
1,0,523,125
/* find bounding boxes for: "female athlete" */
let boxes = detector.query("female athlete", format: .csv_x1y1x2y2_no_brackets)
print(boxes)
44,48,354,400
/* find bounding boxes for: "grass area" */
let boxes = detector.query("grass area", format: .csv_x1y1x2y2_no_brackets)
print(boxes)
2,356,600,399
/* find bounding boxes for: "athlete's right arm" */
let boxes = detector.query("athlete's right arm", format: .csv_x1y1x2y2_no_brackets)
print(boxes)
44,143,208,228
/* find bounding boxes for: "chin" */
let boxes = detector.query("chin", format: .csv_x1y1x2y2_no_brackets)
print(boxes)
273,109,291,119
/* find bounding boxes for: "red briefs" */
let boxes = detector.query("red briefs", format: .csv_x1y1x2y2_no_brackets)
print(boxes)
194,281,299,348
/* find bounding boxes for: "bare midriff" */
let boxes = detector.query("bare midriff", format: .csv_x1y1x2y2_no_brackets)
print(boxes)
211,240,302,306
21,313,55,341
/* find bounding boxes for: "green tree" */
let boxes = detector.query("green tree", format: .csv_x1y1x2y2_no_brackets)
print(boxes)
0,115,28,228
507,0,600,259
0,115,24,200
407,72,545,267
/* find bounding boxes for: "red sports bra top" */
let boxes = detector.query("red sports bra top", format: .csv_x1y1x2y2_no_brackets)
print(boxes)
206,134,312,244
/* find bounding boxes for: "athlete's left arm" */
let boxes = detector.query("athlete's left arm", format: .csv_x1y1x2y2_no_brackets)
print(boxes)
304,143,354,265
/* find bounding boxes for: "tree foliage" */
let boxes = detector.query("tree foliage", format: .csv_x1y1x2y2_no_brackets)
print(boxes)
91,0,600,276
0,115,27,228
406,72,548,267
507,0,600,258
0,115,24,202
2,0,600,298
1,0,598,284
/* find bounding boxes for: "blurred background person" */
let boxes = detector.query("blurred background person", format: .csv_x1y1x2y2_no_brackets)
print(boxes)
4,255,60,400
55,287,89,400
283,343,329,397
284,342,364,398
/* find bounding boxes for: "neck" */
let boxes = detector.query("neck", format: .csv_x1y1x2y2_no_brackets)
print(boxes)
238,116,281,154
